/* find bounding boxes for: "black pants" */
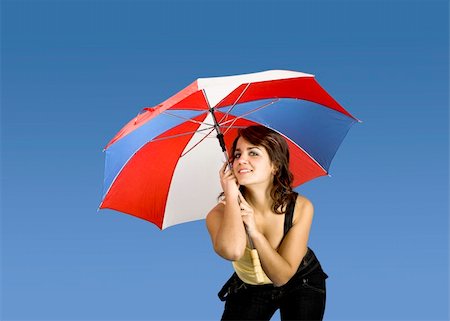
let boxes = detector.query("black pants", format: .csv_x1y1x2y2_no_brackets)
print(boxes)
218,248,328,321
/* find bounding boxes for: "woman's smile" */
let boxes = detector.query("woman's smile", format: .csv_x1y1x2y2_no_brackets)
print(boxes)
237,168,253,175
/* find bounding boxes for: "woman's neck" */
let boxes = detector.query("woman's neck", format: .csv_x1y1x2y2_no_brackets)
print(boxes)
243,185,273,215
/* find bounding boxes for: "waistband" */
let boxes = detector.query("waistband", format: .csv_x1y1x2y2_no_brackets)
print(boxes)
296,247,317,274
218,247,325,301
282,247,325,289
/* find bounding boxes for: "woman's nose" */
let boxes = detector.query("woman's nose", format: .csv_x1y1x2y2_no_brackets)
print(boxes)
238,157,248,164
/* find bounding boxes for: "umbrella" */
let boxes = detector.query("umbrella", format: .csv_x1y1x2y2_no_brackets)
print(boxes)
99,70,360,230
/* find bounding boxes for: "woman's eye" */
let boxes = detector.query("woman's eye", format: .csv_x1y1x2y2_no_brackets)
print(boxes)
234,153,241,158
250,151,258,156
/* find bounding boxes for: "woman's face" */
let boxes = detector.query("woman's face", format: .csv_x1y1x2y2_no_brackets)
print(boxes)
232,137,275,187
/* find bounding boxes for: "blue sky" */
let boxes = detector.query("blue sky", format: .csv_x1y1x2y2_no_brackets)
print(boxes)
1,1,448,320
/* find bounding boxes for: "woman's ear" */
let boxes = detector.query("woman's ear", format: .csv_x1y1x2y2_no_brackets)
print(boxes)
272,164,279,175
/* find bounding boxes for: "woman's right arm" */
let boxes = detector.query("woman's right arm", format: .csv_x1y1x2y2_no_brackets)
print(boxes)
206,164,247,261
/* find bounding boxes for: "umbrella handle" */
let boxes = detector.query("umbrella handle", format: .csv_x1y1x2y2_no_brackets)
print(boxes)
250,249,265,284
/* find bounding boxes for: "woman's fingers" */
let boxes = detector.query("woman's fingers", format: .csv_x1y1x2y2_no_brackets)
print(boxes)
219,163,240,197
239,199,250,210
238,192,251,207
221,162,230,171
220,162,233,176
238,195,253,215
221,162,228,173
222,163,237,180
222,170,234,181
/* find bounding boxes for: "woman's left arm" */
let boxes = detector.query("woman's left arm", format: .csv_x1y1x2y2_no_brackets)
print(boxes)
245,196,314,287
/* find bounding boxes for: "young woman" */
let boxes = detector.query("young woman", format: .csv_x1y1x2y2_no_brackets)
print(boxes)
206,125,328,321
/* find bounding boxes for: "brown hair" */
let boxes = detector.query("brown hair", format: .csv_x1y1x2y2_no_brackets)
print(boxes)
229,125,296,214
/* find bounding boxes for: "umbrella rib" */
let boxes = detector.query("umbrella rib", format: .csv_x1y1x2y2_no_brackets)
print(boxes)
221,99,280,135
218,83,251,125
180,127,216,158
150,126,215,143
162,111,215,127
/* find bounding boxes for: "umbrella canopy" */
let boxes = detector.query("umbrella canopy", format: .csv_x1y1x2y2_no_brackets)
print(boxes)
99,70,360,229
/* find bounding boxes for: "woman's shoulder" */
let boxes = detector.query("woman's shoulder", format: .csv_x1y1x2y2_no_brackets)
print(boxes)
292,193,314,224
294,193,313,205
206,199,225,221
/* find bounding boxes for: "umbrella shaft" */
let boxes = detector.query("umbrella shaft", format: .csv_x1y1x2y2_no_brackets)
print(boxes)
209,108,227,153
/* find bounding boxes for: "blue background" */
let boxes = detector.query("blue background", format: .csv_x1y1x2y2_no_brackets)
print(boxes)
2,1,448,320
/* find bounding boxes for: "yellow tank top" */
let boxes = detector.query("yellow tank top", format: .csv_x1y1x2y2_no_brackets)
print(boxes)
232,246,273,285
